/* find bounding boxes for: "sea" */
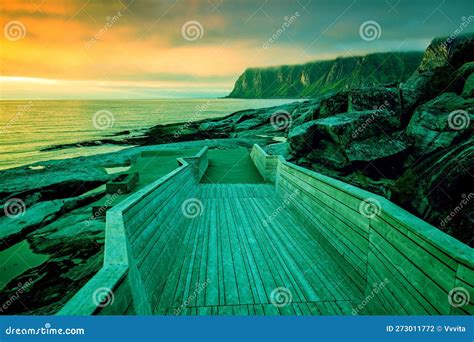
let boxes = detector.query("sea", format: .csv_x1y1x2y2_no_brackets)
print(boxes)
0,99,298,170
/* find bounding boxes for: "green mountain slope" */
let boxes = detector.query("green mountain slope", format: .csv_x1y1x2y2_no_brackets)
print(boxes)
227,51,423,98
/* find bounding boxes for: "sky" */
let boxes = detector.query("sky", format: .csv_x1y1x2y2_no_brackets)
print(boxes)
0,0,473,99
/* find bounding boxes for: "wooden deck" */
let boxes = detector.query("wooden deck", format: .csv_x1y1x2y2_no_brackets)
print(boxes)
154,184,363,315
59,145,473,316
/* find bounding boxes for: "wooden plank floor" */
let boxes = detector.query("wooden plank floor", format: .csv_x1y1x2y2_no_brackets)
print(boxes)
154,184,363,315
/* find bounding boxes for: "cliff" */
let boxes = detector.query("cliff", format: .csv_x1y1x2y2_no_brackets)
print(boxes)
227,51,423,98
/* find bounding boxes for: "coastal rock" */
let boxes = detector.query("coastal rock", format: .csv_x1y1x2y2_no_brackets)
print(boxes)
348,86,402,116
313,109,401,145
406,92,473,155
0,203,105,314
284,34,473,245
453,62,474,95
306,140,349,169
392,138,474,246
198,117,235,132
0,164,109,205
233,115,269,132
346,132,409,163
319,92,348,118
287,120,320,158
28,207,104,255
0,200,64,249
462,73,474,97
400,34,474,120
0,186,105,249
287,108,401,159
292,103,319,126
288,109,404,171
418,34,474,72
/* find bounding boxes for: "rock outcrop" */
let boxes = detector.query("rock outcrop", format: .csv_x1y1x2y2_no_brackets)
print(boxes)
285,33,474,246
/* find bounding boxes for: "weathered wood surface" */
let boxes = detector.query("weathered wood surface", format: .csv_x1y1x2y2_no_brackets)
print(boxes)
153,184,362,315
251,144,473,316
59,145,473,316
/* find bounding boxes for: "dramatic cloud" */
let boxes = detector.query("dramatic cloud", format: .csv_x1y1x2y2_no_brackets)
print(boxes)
1,0,473,98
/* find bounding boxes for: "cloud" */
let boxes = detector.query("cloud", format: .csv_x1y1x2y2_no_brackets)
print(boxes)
1,0,473,98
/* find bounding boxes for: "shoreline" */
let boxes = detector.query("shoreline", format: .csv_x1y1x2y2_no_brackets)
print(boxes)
0,98,302,171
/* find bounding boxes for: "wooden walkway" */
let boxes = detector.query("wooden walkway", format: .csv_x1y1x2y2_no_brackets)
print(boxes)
154,184,363,315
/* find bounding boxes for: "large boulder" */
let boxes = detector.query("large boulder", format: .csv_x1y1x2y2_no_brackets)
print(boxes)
319,92,349,118
292,102,320,126
348,86,402,116
312,110,401,146
306,139,349,169
288,109,404,169
286,120,320,158
346,132,409,163
0,164,109,205
0,186,105,249
406,92,473,155
392,138,474,246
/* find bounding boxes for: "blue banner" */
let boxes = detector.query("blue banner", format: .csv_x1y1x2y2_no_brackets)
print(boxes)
0,316,472,342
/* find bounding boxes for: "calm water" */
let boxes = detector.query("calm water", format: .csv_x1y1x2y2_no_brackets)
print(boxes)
0,99,297,170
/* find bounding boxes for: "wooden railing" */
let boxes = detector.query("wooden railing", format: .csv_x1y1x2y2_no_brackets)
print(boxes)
58,147,208,315
250,144,473,315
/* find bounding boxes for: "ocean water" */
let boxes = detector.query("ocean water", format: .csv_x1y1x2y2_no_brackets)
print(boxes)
0,99,297,170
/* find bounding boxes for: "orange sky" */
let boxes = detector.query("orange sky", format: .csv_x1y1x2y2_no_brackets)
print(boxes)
1,0,468,98
1,0,321,98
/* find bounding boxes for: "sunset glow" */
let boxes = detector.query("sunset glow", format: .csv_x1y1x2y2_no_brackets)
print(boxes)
0,0,472,98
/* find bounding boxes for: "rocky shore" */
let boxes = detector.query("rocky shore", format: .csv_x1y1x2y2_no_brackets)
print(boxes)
0,34,472,314
0,139,256,314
